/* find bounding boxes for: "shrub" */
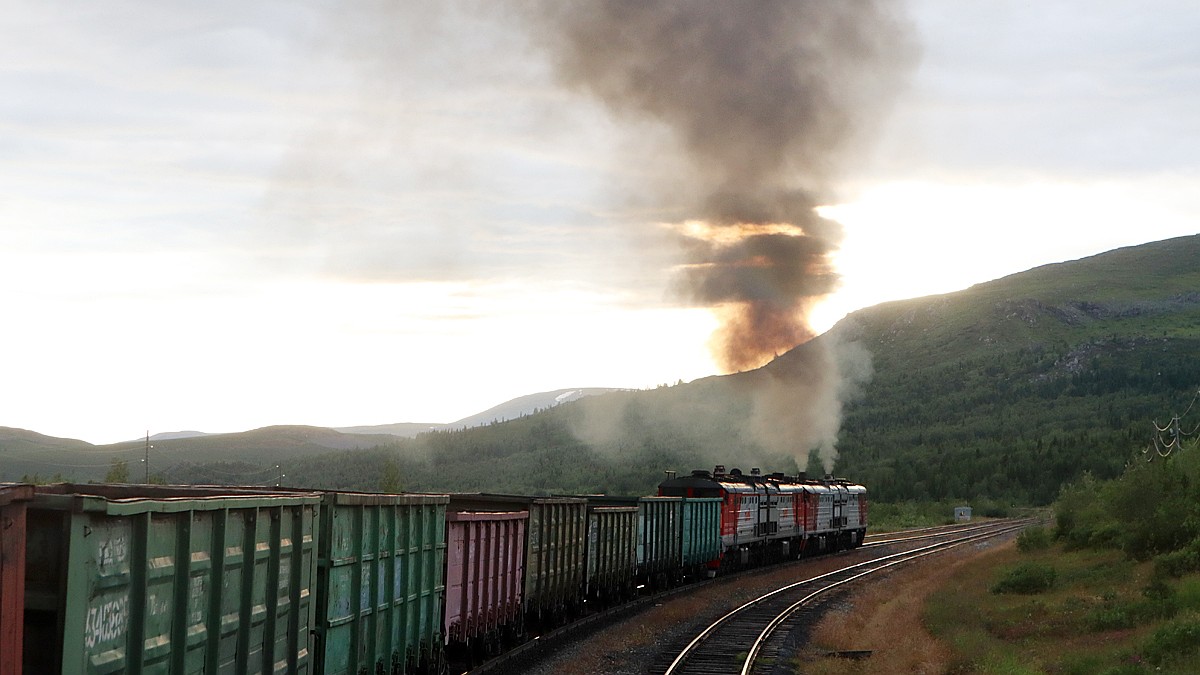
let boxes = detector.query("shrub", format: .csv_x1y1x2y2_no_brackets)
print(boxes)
979,501,1010,518
1087,592,1177,632
1097,665,1149,675
991,562,1057,594
1017,526,1052,552
1087,606,1133,631
1141,615,1200,665
1175,577,1200,612
1152,542,1200,579
1054,445,1200,560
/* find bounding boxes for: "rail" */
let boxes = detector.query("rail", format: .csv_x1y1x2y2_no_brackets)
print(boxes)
660,518,1032,675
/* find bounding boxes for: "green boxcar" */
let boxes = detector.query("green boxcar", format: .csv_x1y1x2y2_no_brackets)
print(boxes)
24,484,320,675
636,496,682,588
565,495,700,588
447,495,587,624
679,498,721,572
583,506,638,602
310,492,447,675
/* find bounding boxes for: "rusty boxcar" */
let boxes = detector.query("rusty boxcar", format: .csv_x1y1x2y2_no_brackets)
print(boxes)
1,484,34,675
444,509,527,663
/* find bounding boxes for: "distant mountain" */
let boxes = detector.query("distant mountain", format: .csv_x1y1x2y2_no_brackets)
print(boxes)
149,431,210,441
333,423,443,437
0,388,625,482
443,388,627,429
335,388,624,437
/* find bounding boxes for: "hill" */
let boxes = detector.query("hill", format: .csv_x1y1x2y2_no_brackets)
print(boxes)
0,427,108,482
5,235,1198,501
832,234,1200,502
0,424,396,483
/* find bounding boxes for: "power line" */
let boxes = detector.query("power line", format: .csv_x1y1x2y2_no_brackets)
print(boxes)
1144,388,1200,460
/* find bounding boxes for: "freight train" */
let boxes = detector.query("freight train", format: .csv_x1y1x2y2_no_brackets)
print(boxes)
0,467,865,675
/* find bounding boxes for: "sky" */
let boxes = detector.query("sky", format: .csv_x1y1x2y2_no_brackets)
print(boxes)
2,1,1198,445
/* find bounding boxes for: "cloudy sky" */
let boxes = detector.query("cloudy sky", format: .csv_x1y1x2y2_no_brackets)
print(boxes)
2,1,1197,444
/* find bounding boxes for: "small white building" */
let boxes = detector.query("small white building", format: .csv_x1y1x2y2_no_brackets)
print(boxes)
954,506,972,522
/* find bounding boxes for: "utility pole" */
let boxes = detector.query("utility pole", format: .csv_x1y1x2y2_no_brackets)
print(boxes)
144,430,152,483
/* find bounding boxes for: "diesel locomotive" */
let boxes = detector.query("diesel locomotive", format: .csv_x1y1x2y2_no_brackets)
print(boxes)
659,465,867,569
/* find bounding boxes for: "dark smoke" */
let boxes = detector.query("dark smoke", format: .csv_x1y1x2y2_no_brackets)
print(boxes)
516,0,914,370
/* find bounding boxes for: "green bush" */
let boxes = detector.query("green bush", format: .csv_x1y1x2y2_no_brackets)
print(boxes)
1087,606,1134,631
1087,593,1177,632
991,561,1057,594
1097,665,1149,675
1017,526,1053,552
1141,615,1200,665
1153,542,1200,579
1054,439,1200,562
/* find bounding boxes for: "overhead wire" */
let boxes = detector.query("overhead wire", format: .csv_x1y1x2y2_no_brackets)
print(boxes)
1143,388,1200,460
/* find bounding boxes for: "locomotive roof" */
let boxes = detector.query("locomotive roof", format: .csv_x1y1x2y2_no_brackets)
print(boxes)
660,470,864,493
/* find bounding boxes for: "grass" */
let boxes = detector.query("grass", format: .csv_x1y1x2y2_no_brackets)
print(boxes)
868,500,1043,533
924,539,1200,674
800,530,1200,674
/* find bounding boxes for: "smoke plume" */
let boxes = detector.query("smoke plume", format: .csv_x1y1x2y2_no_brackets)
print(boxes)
745,326,874,474
517,0,914,371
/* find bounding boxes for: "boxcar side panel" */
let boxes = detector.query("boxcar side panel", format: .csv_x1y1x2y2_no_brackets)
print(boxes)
444,511,527,645
679,498,721,569
584,506,637,600
0,485,33,675
314,493,447,675
23,486,320,675
637,497,682,584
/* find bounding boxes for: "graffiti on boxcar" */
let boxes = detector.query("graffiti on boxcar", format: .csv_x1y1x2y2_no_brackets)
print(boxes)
188,576,207,626
393,556,403,602
84,595,129,649
146,591,170,618
361,565,371,607
279,557,291,592
96,533,128,570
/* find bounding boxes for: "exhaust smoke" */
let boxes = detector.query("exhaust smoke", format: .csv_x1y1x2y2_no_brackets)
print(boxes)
518,1,913,470
517,0,913,371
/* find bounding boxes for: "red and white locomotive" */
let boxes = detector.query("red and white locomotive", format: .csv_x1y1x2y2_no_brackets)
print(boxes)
658,465,867,570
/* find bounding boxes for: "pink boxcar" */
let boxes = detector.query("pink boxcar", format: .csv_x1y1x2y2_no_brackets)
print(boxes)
444,510,528,656
1,484,34,675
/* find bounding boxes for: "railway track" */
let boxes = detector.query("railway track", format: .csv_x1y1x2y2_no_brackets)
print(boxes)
862,519,1019,547
650,518,1032,675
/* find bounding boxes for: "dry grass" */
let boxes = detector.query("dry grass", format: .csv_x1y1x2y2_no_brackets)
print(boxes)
798,540,1015,674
